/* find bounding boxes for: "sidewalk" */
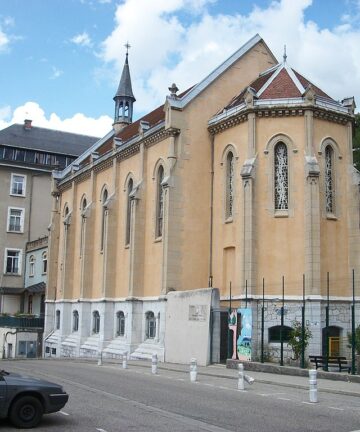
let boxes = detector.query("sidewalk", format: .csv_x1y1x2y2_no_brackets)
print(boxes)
119,358,360,398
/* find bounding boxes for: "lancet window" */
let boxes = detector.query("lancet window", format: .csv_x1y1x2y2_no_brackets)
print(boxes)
225,151,234,219
325,145,334,214
274,142,289,210
126,178,133,245
101,189,108,252
156,166,164,238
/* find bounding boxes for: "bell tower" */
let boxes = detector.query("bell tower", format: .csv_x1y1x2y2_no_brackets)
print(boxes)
113,43,136,133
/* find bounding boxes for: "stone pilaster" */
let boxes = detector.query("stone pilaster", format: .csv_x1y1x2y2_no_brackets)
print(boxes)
304,156,321,295
241,158,256,296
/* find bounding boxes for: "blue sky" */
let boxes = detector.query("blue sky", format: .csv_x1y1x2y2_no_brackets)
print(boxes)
0,0,359,136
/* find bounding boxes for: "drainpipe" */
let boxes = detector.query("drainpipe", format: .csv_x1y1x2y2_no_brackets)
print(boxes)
209,133,215,287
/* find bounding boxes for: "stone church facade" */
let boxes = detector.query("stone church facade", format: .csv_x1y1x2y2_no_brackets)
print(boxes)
44,35,359,364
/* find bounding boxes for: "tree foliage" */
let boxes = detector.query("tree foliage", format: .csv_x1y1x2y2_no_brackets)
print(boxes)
288,320,312,360
347,325,360,355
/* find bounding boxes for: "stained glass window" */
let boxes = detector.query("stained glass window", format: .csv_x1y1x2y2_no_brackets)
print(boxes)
274,143,288,210
226,152,234,218
325,146,334,213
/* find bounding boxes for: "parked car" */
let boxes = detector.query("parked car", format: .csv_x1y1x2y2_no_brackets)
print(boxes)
0,369,69,428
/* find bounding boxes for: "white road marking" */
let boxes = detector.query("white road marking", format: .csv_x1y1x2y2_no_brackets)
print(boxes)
177,378,185,381
328,406,344,411
302,401,317,405
259,392,286,397
96,429,108,432
277,397,292,401
59,411,70,416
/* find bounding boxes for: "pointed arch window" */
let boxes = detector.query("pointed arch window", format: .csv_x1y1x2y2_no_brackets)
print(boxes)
274,142,289,210
72,310,79,332
126,178,133,245
42,251,47,274
146,311,156,339
92,311,100,334
101,189,108,252
325,145,334,214
29,255,35,277
156,165,164,238
225,151,234,219
116,311,125,337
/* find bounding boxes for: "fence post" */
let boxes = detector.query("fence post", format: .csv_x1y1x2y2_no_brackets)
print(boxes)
190,358,197,382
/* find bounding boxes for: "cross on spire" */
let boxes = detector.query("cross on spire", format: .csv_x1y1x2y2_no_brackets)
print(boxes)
124,42,131,56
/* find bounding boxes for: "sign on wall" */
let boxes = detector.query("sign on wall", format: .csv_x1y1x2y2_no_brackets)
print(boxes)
228,308,252,361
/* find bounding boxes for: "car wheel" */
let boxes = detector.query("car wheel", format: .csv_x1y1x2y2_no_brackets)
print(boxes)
9,395,43,429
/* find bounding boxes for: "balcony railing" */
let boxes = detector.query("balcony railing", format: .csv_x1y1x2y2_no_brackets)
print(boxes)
0,316,44,329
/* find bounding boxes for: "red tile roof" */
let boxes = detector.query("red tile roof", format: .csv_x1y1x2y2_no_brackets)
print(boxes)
222,64,335,111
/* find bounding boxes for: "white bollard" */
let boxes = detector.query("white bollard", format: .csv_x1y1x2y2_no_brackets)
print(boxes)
151,354,158,375
309,369,318,403
122,352,128,369
190,358,197,382
97,351,103,366
238,363,245,390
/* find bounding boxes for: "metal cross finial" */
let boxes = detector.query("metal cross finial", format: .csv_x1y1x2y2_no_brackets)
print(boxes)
124,42,131,55
283,44,287,64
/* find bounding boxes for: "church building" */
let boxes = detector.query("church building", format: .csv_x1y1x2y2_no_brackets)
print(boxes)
44,35,359,365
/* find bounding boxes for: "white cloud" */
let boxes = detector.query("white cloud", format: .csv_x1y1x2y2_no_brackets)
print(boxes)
0,28,10,51
98,0,360,115
70,31,93,48
50,66,63,80
0,102,112,137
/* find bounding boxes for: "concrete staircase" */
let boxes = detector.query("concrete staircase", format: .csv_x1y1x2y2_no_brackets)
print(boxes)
130,341,164,362
80,334,100,358
61,334,80,357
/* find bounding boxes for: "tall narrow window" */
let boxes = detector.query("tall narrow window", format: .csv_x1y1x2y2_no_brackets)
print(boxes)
42,252,47,274
156,166,164,238
80,198,87,256
93,311,100,334
29,255,35,277
28,295,33,314
116,311,125,337
126,179,133,245
274,143,288,210
8,208,24,232
226,151,234,219
101,189,108,252
55,310,60,330
73,310,79,332
5,249,21,274
146,311,156,339
325,145,334,214
10,174,26,196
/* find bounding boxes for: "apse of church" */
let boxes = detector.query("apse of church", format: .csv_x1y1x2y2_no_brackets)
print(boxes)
44,35,359,364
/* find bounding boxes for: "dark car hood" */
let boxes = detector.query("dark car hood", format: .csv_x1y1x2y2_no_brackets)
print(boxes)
3,372,63,390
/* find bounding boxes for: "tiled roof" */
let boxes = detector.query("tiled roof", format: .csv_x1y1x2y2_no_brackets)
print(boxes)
223,63,335,111
0,124,99,156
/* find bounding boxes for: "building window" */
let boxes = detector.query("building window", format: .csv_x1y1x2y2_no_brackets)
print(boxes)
274,143,288,210
126,179,133,245
29,255,35,277
80,197,87,255
268,325,293,343
7,208,24,232
101,189,108,252
93,311,100,334
42,252,48,274
225,151,234,219
5,249,21,274
10,173,26,196
73,310,79,332
145,311,156,339
116,311,125,337
325,145,335,214
28,295,33,314
156,166,164,238
56,310,60,330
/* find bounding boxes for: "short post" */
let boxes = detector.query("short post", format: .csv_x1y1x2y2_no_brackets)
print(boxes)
122,352,128,369
151,354,158,375
309,369,318,403
244,374,255,385
190,358,197,382
238,363,245,390
97,351,103,366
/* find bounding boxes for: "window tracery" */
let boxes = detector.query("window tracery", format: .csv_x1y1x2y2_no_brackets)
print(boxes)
226,151,234,219
325,145,334,214
274,143,288,210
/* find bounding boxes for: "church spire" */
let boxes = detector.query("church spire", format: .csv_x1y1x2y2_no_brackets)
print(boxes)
113,43,136,133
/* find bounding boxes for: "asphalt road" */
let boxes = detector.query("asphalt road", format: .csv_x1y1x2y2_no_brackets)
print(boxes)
1,359,360,432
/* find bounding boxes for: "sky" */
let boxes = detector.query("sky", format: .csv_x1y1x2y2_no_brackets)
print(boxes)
0,0,360,137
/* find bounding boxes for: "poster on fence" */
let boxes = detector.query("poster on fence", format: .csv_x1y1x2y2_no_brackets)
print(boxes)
237,308,252,361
